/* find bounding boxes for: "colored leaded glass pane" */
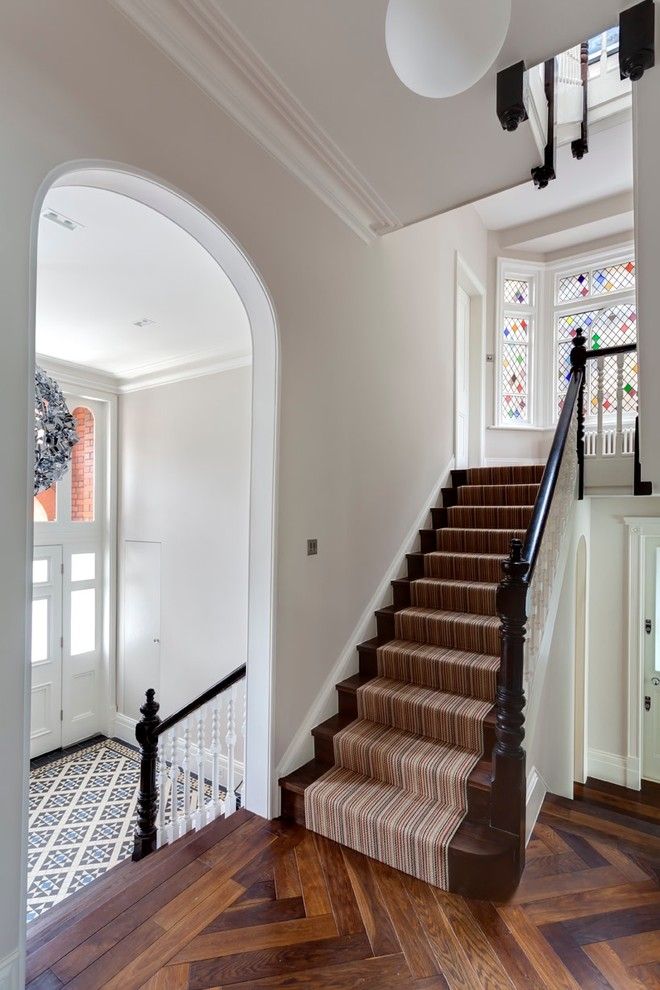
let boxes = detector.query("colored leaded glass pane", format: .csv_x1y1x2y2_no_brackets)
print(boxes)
502,316,528,341
556,340,572,416
622,351,638,413
557,312,588,341
587,353,639,417
558,304,637,350
501,342,528,422
503,278,529,306
557,271,589,303
591,261,635,295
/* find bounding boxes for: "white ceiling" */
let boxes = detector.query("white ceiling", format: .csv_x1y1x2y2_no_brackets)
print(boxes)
113,0,630,237
37,185,251,382
473,119,633,231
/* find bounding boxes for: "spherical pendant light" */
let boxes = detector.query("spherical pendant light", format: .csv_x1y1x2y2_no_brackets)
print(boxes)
385,0,512,99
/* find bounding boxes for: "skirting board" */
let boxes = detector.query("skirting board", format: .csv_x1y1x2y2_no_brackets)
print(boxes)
114,712,245,785
0,949,20,990
526,766,547,845
276,456,455,788
588,748,641,789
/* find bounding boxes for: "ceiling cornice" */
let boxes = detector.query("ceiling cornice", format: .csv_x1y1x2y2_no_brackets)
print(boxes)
110,0,401,242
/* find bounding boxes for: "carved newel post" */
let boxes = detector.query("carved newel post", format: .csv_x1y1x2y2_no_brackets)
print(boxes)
493,539,529,843
132,688,161,861
571,333,587,499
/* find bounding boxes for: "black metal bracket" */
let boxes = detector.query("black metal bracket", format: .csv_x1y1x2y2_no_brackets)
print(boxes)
620,0,655,81
497,61,528,131
531,57,556,189
571,41,589,160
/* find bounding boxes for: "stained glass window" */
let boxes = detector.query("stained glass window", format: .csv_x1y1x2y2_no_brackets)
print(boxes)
591,261,635,296
557,272,589,303
502,316,528,341
501,337,529,423
503,278,530,306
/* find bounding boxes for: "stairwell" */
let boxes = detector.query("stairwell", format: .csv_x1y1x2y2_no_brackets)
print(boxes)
280,464,545,900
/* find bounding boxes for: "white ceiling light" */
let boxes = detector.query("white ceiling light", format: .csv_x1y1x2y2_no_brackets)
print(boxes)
42,208,83,231
385,0,512,99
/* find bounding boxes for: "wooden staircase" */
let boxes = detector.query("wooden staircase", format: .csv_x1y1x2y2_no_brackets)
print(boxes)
280,464,546,901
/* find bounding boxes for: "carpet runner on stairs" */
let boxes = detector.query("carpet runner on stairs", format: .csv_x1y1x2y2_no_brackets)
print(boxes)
304,463,544,888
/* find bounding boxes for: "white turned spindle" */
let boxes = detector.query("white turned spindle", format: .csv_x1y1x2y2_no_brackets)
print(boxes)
196,708,206,830
596,357,605,456
168,729,178,842
157,734,167,849
182,719,192,834
211,696,221,821
599,32,608,78
225,686,237,815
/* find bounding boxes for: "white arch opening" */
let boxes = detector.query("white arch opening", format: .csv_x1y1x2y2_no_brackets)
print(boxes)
30,160,279,818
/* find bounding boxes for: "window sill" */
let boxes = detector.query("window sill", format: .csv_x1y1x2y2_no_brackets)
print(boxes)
488,425,555,432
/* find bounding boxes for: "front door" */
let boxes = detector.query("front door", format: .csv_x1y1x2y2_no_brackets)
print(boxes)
643,544,660,782
455,286,470,469
30,547,63,758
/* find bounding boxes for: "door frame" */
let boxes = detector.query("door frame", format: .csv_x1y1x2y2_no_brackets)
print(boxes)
624,516,660,790
454,253,486,468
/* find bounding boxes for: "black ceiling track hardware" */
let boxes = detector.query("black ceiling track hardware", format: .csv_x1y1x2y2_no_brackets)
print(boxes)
496,61,528,131
531,57,556,189
571,41,589,160
619,0,655,81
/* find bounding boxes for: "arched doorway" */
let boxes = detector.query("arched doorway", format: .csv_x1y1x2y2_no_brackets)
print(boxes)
29,161,279,820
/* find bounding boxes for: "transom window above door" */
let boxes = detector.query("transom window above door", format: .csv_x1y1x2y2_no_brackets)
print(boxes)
34,402,96,525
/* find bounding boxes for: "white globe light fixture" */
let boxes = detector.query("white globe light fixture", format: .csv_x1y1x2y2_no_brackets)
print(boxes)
385,0,512,99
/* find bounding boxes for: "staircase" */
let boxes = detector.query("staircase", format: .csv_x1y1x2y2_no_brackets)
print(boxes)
280,463,545,901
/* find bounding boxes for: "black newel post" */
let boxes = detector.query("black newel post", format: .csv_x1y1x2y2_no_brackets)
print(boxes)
492,539,529,849
571,333,587,500
132,688,161,861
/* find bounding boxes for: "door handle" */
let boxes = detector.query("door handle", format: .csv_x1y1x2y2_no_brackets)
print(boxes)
652,676,660,687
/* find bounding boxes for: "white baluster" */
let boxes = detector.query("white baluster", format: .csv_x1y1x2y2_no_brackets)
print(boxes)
196,708,206,831
182,718,192,835
157,734,166,849
210,696,221,821
241,682,247,809
596,357,605,457
225,686,237,816
615,353,624,457
599,31,608,79
168,729,178,842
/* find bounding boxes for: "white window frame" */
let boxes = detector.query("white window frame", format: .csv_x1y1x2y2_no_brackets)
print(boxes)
493,243,635,432
494,258,544,428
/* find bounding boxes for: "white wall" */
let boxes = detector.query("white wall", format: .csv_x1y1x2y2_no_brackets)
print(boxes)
117,367,251,720
0,1,489,968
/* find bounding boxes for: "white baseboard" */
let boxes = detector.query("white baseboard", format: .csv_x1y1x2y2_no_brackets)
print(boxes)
0,949,20,990
276,457,456,786
526,766,547,845
114,711,137,746
588,748,640,789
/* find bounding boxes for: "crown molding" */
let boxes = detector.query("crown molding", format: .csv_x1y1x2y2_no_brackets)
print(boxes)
110,0,401,242
37,350,252,395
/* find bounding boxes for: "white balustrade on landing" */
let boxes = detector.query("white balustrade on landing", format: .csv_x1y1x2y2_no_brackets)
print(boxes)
155,675,246,847
583,352,637,489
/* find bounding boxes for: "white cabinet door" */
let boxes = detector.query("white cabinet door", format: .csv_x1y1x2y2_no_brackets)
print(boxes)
643,545,660,782
455,287,470,469
31,547,63,758
121,541,161,720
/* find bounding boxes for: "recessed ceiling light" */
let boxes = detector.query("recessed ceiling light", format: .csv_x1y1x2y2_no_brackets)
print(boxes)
133,317,157,328
41,208,84,231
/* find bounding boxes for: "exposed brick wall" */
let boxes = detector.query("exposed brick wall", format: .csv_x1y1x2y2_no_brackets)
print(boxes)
34,485,56,522
71,406,94,522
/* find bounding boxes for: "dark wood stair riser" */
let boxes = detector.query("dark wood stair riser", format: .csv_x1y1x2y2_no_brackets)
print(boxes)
375,608,396,641
391,579,412,609
406,552,426,580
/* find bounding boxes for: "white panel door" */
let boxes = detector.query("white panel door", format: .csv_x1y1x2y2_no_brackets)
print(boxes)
455,287,470,469
62,545,102,747
122,541,161,719
643,544,660,782
31,547,63,758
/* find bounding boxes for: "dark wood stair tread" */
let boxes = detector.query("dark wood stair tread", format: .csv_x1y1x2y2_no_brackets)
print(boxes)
279,759,329,794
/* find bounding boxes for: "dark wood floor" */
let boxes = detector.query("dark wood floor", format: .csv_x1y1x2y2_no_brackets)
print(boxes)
26,778,660,989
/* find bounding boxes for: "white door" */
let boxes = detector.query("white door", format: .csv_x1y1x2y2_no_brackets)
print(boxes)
455,287,470,469
31,547,63,758
62,547,103,747
121,541,161,719
643,544,660,782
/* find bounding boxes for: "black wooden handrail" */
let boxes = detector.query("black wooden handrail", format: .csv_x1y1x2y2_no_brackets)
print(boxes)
155,663,246,739
585,343,636,360
132,663,247,861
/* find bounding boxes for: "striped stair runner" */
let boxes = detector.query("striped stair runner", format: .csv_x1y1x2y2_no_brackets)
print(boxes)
304,463,543,888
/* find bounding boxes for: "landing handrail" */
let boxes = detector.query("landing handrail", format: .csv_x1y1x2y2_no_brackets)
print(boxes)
585,342,636,360
154,663,246,738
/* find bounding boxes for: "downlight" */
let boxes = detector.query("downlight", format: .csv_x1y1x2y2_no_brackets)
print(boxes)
41,208,83,231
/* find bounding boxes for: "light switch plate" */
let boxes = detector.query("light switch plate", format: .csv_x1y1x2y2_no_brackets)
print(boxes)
307,539,318,556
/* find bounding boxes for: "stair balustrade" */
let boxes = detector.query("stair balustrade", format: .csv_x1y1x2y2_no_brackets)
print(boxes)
132,663,247,860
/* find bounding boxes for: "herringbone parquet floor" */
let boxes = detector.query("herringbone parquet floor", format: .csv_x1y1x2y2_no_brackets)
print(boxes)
26,779,660,989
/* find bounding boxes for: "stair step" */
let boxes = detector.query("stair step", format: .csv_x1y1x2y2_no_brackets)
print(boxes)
394,607,501,655
437,528,526,554
424,551,505,583
456,483,540,506
410,578,497,616
447,505,534,529
466,464,544,485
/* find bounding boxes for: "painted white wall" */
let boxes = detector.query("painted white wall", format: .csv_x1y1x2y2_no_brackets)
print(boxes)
117,367,251,720
0,1,488,967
